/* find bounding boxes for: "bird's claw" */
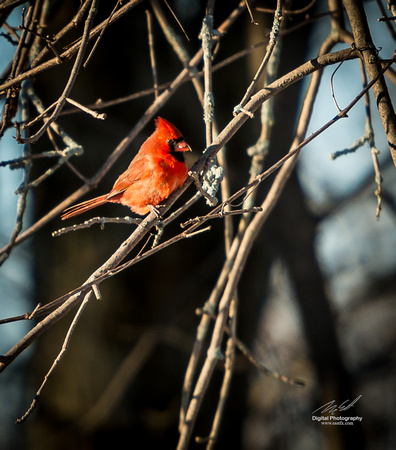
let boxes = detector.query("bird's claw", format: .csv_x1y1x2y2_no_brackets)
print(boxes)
149,204,165,220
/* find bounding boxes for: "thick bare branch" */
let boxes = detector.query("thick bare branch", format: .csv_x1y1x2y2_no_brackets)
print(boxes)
343,0,396,166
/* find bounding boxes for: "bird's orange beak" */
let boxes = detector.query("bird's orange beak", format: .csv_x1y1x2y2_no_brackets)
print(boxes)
175,140,191,152
174,139,192,152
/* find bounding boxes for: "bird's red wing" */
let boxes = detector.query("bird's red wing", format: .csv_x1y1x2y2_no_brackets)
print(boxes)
107,156,154,199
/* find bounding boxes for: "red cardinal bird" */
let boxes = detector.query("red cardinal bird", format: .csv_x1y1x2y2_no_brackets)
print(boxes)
61,117,191,220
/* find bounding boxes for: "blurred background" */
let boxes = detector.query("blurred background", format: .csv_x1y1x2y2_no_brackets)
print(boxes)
0,1,395,449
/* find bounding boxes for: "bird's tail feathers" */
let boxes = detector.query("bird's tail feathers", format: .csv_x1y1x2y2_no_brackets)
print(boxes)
61,195,108,220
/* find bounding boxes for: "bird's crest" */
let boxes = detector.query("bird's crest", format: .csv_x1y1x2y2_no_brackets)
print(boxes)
155,116,182,140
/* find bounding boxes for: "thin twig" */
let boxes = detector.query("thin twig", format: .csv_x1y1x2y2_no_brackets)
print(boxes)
162,0,190,41
65,98,107,120
146,9,159,100
245,0,258,24
52,216,142,237
16,291,92,423
84,0,122,67
181,207,262,228
234,0,283,112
